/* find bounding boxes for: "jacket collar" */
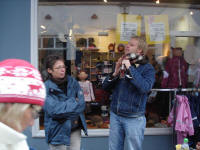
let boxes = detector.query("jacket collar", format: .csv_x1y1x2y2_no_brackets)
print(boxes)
46,75,72,91
0,122,26,144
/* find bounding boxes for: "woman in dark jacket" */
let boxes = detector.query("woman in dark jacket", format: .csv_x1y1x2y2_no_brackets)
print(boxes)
43,55,87,150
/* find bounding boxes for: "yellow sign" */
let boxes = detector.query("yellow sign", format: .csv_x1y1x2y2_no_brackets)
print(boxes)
144,15,170,44
116,14,142,44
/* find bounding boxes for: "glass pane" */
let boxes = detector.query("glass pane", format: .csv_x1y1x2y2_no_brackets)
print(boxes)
37,3,200,131
43,38,54,48
56,38,66,48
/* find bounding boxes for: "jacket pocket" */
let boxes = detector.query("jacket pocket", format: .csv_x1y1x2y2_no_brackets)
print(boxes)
130,94,143,113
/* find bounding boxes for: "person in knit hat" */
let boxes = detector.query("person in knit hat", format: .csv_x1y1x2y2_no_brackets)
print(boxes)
0,59,46,150
43,55,87,150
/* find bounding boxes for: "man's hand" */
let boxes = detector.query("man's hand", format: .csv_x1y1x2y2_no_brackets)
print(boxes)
113,57,123,77
122,59,131,69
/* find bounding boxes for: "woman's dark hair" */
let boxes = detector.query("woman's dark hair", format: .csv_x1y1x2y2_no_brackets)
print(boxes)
45,54,64,70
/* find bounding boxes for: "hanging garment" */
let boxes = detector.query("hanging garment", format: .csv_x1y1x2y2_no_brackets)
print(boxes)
161,56,188,88
187,94,200,148
78,80,95,102
193,64,200,87
187,94,200,128
168,95,194,144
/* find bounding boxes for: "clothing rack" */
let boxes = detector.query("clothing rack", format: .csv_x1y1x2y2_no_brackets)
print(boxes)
150,88,200,149
151,88,200,92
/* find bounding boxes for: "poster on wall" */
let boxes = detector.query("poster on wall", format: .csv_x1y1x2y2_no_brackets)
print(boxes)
116,14,141,44
144,15,170,44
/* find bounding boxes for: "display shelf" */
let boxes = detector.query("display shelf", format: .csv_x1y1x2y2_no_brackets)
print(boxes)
81,50,123,81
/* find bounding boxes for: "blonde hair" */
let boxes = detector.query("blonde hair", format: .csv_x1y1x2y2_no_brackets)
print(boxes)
131,35,148,54
0,103,41,131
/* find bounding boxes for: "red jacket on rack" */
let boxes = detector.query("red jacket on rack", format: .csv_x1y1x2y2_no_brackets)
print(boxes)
161,56,188,88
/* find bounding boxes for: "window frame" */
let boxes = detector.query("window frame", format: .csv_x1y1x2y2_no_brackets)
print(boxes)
32,125,173,138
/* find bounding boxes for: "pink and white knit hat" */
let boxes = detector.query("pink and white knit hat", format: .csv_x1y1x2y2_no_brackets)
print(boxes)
0,59,46,106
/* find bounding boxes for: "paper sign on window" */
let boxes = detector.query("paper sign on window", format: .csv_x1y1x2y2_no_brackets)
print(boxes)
145,15,170,44
116,14,141,44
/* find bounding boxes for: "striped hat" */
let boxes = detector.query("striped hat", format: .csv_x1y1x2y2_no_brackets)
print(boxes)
0,59,46,106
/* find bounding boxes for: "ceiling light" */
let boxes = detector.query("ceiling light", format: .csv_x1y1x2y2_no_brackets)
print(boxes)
73,24,80,29
40,25,46,29
104,0,108,3
98,32,109,36
41,30,47,34
156,0,160,4
190,11,193,15
69,29,73,37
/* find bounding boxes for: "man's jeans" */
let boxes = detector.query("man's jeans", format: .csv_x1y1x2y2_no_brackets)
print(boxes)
109,111,146,150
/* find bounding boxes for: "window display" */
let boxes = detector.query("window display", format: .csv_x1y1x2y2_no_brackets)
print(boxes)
35,3,200,137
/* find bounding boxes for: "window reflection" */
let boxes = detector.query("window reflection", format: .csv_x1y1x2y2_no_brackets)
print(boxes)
37,4,200,131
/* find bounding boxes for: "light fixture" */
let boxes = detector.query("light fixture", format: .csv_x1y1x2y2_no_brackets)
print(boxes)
69,29,73,37
41,30,47,34
45,14,52,20
91,14,98,20
104,0,108,3
98,31,109,36
156,0,160,4
73,24,80,29
40,25,46,29
190,11,193,15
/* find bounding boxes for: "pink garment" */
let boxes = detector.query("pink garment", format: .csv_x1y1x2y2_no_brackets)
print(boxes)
78,80,95,102
161,56,188,88
168,95,194,144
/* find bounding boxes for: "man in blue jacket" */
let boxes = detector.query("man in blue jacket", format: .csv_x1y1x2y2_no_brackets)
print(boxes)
103,36,155,150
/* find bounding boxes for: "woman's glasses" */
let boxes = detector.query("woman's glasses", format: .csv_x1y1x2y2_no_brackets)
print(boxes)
53,66,66,70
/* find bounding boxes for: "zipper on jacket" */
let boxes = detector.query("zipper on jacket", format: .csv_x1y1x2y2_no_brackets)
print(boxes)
117,90,121,114
117,80,124,114
136,95,143,112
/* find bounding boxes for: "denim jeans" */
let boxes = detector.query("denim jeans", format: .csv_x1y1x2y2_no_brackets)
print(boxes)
109,111,146,150
49,129,81,150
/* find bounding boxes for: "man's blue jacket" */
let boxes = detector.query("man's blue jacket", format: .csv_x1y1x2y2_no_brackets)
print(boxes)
102,63,155,117
43,75,87,146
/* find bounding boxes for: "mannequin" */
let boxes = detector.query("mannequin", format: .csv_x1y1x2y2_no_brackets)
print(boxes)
88,38,96,49
78,71,95,115
161,47,188,88
108,43,115,52
78,71,95,102
117,43,125,52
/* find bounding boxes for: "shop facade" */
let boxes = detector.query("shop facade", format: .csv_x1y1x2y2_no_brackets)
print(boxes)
1,0,200,150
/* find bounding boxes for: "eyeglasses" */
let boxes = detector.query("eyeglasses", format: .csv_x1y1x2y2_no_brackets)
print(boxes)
53,66,66,70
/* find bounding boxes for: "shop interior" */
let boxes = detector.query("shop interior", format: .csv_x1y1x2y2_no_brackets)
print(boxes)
37,2,200,131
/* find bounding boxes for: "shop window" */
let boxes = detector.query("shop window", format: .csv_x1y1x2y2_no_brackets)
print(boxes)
35,35,172,136
32,3,200,137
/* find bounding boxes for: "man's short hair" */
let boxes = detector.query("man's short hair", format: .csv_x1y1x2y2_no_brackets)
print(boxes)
131,35,148,54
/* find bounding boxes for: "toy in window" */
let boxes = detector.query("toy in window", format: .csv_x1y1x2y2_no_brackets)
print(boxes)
117,43,125,52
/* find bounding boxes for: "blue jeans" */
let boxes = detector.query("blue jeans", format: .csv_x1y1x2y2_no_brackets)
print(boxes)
109,111,146,150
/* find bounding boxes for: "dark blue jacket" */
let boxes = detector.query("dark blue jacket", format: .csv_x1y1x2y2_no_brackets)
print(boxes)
43,75,87,146
187,94,200,128
103,63,155,117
